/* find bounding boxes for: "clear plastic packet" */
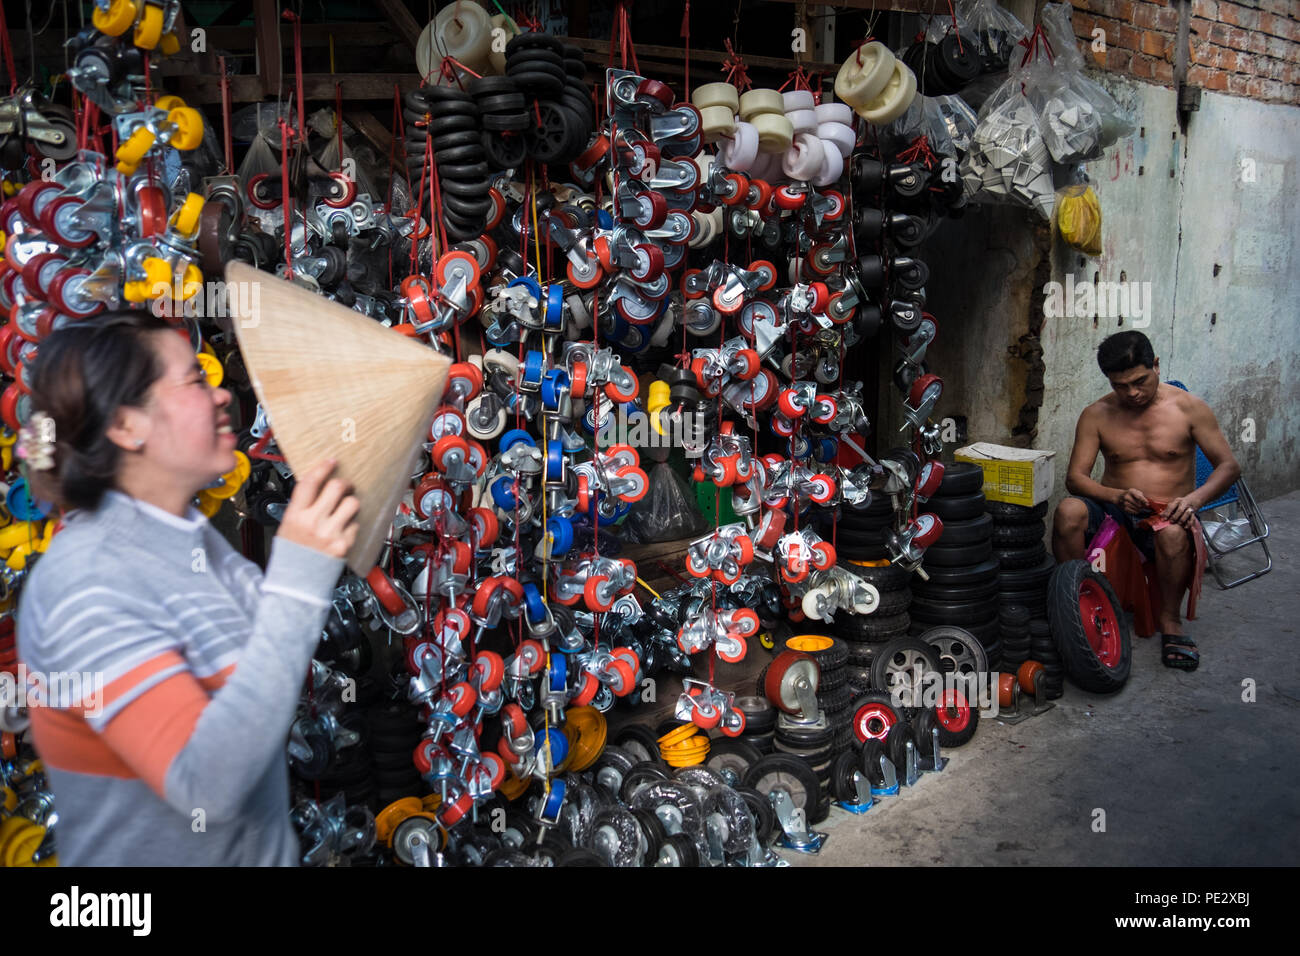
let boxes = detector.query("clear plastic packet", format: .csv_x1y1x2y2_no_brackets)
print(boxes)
622,461,708,542
957,0,1032,71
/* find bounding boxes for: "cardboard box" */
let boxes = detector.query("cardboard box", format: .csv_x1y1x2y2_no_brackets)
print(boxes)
955,442,1056,507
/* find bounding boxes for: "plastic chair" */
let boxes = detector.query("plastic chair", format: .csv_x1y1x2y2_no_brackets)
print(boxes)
1167,380,1271,588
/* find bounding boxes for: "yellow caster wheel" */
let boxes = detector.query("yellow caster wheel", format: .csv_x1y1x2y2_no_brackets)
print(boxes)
5,824,45,867
179,262,202,300
376,797,422,846
93,0,139,37
5,542,33,571
139,256,173,298
0,815,29,853
497,770,530,802
194,491,222,518
207,450,250,500
1,785,16,812
197,350,223,388
169,192,204,237
133,3,164,50
154,94,185,111
159,30,181,55
166,108,205,151
758,631,776,651
114,126,156,175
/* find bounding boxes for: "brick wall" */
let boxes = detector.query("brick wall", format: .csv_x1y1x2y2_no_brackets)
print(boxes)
1065,0,1300,105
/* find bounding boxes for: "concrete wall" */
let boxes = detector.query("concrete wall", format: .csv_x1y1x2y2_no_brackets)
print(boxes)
886,74,1300,511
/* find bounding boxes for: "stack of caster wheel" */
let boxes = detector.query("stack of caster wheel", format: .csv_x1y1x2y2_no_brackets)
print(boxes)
505,33,596,167
833,490,894,561
1027,619,1065,698
467,76,530,171
911,462,1001,667
900,33,981,96
0,737,57,867
999,604,1033,672
402,87,494,240
733,694,777,754
837,562,913,686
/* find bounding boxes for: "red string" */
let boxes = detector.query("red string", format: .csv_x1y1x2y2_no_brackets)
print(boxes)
852,35,875,67
947,0,964,54
721,39,752,91
0,1,15,95
283,10,306,142
1019,25,1055,68
278,119,293,278
897,135,937,170
681,1,691,102
219,55,234,173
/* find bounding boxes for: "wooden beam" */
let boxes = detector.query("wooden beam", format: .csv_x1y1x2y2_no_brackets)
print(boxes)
562,36,838,75
176,73,420,104
200,22,401,52
345,110,397,160
375,0,425,54
253,0,282,97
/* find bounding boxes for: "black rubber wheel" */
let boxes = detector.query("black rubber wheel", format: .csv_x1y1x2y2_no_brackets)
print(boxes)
703,737,765,784
1046,560,1132,693
613,724,663,766
558,847,606,866
923,539,993,567
997,555,1056,589
860,738,887,786
784,634,848,671
935,513,993,546
986,499,1048,523
934,461,984,496
630,806,667,860
736,786,776,844
656,832,701,867
847,691,901,745
870,637,942,704
886,720,913,771
743,753,826,824
995,543,1049,570
815,682,852,715
909,594,1000,624
991,519,1046,548
831,750,869,804
912,578,999,603
619,762,670,804
922,557,1001,587
733,695,776,735
1000,604,1033,626
931,686,980,747
838,611,911,642
923,492,986,522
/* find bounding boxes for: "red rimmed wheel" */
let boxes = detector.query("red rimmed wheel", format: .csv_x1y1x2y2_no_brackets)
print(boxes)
849,692,899,745
932,687,978,747
366,566,406,615
1047,560,1132,693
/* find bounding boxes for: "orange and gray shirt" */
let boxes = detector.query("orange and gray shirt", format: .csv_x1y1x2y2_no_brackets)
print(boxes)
16,490,343,866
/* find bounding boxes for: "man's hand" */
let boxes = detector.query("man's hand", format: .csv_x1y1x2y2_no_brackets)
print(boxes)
1160,495,1199,530
277,459,360,559
1116,487,1150,515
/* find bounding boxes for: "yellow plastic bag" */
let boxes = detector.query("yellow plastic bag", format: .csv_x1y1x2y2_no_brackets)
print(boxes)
1057,184,1102,256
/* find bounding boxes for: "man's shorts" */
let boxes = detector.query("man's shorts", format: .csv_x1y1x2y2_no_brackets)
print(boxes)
1069,495,1157,562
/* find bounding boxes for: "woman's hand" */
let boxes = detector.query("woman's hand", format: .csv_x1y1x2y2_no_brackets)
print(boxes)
277,459,360,558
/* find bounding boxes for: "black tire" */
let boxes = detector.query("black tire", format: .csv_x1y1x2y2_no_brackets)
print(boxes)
861,739,887,787
842,561,911,591
923,539,993,567
838,611,910,642
995,543,1048,569
816,683,852,715
630,807,667,860
870,637,942,703
886,720,913,771
934,461,984,496
931,686,980,747
991,519,1045,548
775,718,835,749
922,557,1000,587
1000,604,1033,626
909,594,1000,624
837,541,891,561
613,724,663,766
986,499,1048,523
871,587,914,616
619,763,670,804
847,691,901,745
922,492,986,522
912,578,999,604
1047,560,1132,693
997,555,1056,589
655,832,701,867
703,737,765,784
784,634,848,671
742,754,826,824
733,695,776,735
998,588,1048,611
831,750,869,803
935,513,993,546
846,644,881,675
736,786,776,844
558,847,606,866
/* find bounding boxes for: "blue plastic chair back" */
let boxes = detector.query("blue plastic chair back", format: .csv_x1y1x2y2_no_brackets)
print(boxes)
1166,380,1238,511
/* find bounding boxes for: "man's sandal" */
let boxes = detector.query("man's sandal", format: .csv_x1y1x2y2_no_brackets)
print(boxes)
1161,634,1200,671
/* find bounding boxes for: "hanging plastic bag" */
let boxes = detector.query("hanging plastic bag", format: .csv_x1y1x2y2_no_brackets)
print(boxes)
1057,183,1102,255
964,57,1056,217
957,0,1032,74
623,461,708,543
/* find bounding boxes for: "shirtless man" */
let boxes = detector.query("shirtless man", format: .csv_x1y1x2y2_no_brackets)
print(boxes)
1051,331,1241,671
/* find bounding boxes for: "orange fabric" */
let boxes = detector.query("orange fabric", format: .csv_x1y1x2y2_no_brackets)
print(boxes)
197,663,236,691
99,672,210,795
100,650,189,710
27,708,136,779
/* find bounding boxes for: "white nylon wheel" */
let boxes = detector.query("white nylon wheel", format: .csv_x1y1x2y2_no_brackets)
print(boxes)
785,108,817,134
719,120,759,171
812,141,844,187
738,87,785,121
434,1,492,72
782,132,825,180
699,105,738,143
814,102,853,126
857,61,917,126
752,112,793,153
834,42,896,107
818,121,856,159
782,89,815,113
692,81,741,113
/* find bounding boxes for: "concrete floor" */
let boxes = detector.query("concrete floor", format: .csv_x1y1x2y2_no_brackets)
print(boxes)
785,490,1300,867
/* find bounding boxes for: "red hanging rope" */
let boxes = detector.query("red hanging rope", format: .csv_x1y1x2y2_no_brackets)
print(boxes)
278,118,294,278
721,39,752,92
219,55,234,173
282,9,306,142
897,135,937,170
947,0,965,55
0,2,15,96
852,35,876,67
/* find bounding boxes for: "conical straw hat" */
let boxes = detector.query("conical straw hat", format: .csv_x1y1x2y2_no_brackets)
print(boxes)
225,262,450,573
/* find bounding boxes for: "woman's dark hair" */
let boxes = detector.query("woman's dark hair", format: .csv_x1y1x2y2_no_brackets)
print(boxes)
28,311,174,512
1096,331,1156,376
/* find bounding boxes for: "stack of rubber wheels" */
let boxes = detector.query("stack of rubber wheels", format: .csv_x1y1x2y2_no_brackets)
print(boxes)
911,462,1001,666
835,492,894,561
785,634,854,758
365,703,426,808
987,499,1051,578
505,33,594,166
1000,604,1032,671
835,561,913,688
733,694,777,754
1028,618,1064,698
467,76,528,170
403,87,492,241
